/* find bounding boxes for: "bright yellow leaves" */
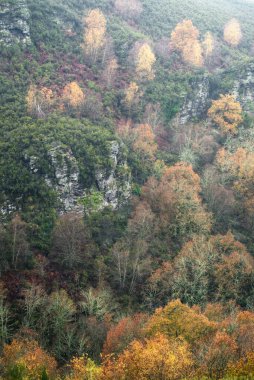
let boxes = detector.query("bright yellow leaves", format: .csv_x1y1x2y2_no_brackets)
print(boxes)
83,9,107,62
170,20,199,52
136,43,156,80
170,20,203,67
62,81,85,109
224,18,242,47
208,94,243,134
102,333,193,380
145,299,216,346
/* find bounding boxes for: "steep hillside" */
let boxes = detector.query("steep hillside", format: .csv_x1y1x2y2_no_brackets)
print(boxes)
1,0,254,377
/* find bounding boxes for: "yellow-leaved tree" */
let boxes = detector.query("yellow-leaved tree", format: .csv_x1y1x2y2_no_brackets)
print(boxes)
66,355,101,380
125,82,139,105
136,43,156,80
62,82,85,109
26,85,54,117
208,94,243,134
224,18,242,47
182,39,203,67
170,19,203,67
203,32,214,59
83,9,106,62
101,333,193,380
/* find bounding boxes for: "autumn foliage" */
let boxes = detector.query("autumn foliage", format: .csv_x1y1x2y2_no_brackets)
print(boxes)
62,82,85,109
224,18,242,47
135,43,156,80
83,9,106,62
208,94,243,134
0,338,57,379
101,333,193,380
26,85,54,117
103,313,147,356
170,20,203,66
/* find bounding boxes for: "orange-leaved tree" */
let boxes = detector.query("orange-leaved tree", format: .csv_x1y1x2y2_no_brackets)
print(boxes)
103,313,147,356
144,299,217,347
208,94,243,134
0,338,57,380
170,20,203,67
101,333,193,380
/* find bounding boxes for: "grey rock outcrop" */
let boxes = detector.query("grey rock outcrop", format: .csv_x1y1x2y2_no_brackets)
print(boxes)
26,141,131,214
95,141,131,209
175,75,210,125
0,0,31,45
45,144,83,214
232,63,254,113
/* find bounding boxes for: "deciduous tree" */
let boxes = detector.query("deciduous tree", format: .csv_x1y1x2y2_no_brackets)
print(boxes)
202,32,214,59
208,94,243,134
101,333,193,380
1,338,57,380
103,313,147,355
83,9,107,62
170,20,203,66
51,213,90,269
26,85,54,117
136,43,156,80
62,82,85,109
224,18,242,47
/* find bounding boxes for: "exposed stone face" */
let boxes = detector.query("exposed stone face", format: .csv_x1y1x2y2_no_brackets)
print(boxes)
26,141,131,214
45,144,83,214
177,75,210,125
0,0,31,45
95,141,132,209
174,63,254,126
232,63,254,114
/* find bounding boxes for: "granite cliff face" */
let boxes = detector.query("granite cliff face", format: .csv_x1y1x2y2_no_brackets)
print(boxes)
95,141,131,210
178,75,210,125
0,0,30,45
28,141,131,214
176,63,254,125
232,62,254,114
